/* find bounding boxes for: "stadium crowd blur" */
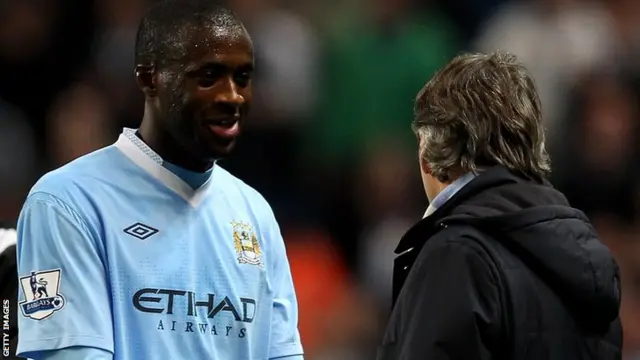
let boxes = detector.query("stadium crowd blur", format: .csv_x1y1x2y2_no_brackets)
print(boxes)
1,0,639,358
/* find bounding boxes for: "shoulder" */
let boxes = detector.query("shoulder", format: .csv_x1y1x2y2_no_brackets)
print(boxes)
214,165,274,217
23,147,123,232
27,146,121,208
417,223,500,274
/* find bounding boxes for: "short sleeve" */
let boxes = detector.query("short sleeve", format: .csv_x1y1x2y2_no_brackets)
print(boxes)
264,210,304,359
16,192,114,358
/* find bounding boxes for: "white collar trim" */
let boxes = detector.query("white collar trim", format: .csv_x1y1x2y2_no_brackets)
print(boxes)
114,128,212,208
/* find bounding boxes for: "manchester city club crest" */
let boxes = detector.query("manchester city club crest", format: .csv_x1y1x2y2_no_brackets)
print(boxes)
231,221,263,267
19,269,66,320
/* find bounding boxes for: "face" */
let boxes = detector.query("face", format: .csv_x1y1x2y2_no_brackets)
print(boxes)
156,26,254,160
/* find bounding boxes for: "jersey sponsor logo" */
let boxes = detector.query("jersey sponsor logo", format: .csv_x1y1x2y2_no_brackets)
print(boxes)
132,288,256,339
231,221,263,267
18,269,66,320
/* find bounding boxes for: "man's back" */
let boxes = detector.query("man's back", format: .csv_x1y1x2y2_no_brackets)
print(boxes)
16,129,302,359
383,166,622,359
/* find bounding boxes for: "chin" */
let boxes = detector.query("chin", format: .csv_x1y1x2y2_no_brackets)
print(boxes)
206,139,237,159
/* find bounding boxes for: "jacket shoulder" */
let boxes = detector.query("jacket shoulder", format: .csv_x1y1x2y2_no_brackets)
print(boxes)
421,222,498,259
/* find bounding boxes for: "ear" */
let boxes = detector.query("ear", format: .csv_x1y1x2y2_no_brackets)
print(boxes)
416,136,431,175
419,157,431,175
135,64,157,97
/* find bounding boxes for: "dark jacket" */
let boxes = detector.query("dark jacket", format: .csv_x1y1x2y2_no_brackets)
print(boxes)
378,166,622,360
0,227,21,360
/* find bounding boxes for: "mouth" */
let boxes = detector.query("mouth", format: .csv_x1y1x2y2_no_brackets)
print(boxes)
205,117,241,139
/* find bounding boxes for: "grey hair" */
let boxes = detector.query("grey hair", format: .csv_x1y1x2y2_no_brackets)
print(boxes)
413,51,551,183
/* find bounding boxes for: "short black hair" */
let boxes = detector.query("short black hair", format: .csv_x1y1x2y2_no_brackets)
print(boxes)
135,0,246,67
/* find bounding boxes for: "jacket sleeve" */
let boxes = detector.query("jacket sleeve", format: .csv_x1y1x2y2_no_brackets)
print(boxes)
393,239,503,360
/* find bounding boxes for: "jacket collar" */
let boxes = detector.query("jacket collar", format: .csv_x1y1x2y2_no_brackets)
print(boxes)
395,166,529,254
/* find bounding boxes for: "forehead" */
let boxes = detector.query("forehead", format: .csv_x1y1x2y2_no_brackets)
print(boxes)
181,26,253,69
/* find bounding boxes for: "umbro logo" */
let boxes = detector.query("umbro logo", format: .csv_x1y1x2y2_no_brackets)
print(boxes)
123,223,159,240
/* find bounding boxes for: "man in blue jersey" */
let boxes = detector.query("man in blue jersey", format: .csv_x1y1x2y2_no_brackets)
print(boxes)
15,1,304,359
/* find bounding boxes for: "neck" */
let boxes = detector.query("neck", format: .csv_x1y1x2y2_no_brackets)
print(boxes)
427,180,451,203
138,105,213,172
426,169,466,202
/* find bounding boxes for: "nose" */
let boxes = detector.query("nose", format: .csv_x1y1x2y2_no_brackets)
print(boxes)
215,77,244,107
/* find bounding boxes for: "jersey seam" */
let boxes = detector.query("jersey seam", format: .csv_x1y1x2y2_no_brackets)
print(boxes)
27,191,94,237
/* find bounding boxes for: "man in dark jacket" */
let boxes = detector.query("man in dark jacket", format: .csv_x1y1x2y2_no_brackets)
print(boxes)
378,51,622,359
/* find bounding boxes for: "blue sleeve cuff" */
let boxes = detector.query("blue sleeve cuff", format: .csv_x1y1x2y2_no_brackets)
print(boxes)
269,342,304,360
270,355,304,360
20,345,113,360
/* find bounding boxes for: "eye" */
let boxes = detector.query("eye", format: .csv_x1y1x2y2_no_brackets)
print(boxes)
198,68,221,88
234,71,252,88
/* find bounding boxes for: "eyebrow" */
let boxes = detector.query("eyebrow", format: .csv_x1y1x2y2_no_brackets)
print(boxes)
187,61,254,74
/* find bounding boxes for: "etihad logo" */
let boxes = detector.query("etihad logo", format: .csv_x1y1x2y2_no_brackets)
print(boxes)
132,288,256,339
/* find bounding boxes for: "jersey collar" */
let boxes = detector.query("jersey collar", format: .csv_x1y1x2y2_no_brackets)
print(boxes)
114,128,213,208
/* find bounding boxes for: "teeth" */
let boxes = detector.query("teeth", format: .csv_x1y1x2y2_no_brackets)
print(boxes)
212,119,235,125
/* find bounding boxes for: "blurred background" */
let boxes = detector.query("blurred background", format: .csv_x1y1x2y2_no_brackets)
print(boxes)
1,0,640,358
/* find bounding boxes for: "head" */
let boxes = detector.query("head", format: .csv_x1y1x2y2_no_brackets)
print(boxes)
135,0,253,164
413,51,551,201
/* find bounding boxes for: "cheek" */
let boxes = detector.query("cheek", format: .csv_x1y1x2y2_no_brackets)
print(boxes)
182,91,211,116
242,84,253,102
176,99,200,126
156,81,181,112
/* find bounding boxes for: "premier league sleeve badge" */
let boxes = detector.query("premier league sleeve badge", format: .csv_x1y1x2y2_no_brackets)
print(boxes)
19,269,66,321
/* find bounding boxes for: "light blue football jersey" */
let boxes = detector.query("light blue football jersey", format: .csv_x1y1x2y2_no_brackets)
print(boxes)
16,128,304,360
